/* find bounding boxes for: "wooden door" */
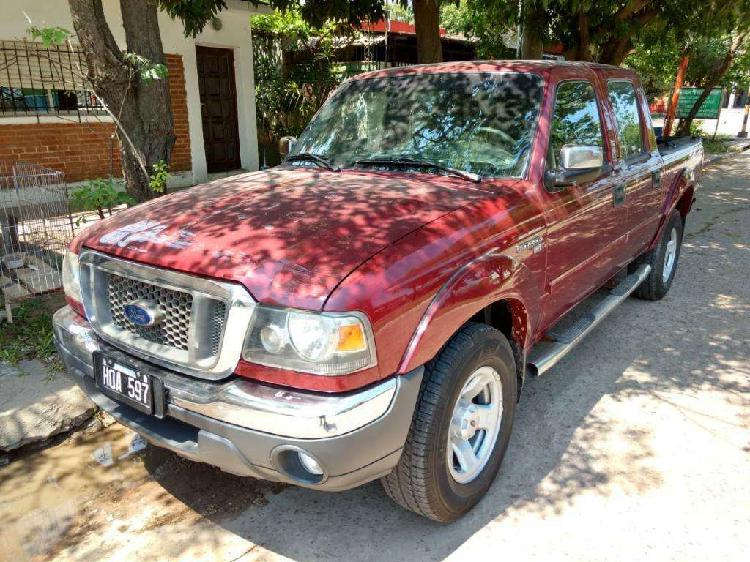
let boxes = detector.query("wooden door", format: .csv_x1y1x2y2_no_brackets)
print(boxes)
196,46,241,173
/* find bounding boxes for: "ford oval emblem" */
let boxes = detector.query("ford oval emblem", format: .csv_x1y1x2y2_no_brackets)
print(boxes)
123,300,164,327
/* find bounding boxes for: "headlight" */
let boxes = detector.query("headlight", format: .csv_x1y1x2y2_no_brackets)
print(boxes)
62,249,82,303
242,306,376,376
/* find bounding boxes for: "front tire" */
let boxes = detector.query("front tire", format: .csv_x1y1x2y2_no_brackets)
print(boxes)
381,323,517,522
634,210,684,301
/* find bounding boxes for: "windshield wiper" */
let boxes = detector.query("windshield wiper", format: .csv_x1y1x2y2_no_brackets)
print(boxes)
285,152,340,171
353,157,481,183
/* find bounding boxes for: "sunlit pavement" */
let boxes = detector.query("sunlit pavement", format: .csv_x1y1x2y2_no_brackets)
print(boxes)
1,153,749,562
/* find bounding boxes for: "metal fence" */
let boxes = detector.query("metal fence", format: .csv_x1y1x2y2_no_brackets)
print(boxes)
0,40,106,121
1,161,74,321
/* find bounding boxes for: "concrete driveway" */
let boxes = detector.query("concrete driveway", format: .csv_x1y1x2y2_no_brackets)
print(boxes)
2,152,748,562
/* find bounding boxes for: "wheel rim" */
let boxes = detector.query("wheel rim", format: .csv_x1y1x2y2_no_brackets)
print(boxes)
446,366,503,484
662,227,678,283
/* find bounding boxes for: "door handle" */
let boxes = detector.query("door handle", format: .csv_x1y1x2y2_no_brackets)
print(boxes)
652,169,662,187
613,184,626,206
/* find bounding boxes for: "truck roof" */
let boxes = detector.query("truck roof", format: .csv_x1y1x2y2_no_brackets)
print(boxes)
354,60,638,81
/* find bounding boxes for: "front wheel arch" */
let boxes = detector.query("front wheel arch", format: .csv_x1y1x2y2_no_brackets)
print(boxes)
398,252,537,377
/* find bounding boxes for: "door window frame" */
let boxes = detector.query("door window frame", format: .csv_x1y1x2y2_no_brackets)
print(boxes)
606,79,650,164
545,78,610,184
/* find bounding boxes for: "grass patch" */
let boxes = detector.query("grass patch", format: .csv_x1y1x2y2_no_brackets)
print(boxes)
0,293,65,370
701,137,731,154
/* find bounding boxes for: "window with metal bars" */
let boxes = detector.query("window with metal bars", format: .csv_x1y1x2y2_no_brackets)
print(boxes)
0,40,106,120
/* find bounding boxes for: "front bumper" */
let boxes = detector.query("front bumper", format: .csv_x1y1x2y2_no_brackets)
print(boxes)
53,306,422,491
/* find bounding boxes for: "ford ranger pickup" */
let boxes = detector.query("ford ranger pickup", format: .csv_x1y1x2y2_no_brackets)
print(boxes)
54,61,703,522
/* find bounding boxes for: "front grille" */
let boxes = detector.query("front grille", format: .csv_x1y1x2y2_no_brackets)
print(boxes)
108,274,194,351
210,301,227,356
80,250,256,380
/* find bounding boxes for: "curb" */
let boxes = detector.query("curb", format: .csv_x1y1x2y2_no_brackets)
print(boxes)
704,142,750,165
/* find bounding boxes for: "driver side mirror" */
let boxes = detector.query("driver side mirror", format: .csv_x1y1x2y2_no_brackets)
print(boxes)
545,144,605,192
279,136,297,158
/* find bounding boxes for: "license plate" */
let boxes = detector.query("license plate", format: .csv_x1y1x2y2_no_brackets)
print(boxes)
94,353,153,414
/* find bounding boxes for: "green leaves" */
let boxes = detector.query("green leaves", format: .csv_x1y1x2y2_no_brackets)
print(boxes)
27,26,71,47
70,178,136,222
159,0,228,38
149,161,170,194
122,52,169,83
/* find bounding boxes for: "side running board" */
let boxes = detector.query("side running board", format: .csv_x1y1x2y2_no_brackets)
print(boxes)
528,264,652,376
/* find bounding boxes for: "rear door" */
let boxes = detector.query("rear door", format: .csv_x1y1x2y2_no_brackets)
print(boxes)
540,77,625,327
606,79,662,255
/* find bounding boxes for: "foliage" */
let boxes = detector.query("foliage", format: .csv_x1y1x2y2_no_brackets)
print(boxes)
623,28,682,98
0,295,63,367
27,26,72,47
122,53,169,83
440,0,515,58
386,1,414,23
69,178,135,222
454,0,750,65
251,0,386,28
149,161,170,194
701,135,731,154
159,0,228,37
252,9,345,163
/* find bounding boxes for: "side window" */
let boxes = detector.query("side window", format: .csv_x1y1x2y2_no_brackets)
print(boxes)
607,81,645,159
549,81,603,168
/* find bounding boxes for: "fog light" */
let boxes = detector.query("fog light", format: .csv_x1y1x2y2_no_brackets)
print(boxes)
272,446,327,484
298,451,323,475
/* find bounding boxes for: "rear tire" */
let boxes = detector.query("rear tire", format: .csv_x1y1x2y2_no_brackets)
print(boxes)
633,210,683,301
381,323,517,522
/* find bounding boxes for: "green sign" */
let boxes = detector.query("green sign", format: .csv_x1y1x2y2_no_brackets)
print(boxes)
676,88,723,119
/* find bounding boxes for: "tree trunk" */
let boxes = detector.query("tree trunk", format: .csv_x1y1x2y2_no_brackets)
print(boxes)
664,52,690,138
676,33,746,136
520,0,544,59
573,9,592,61
68,0,175,202
593,2,657,66
597,36,634,65
413,0,442,63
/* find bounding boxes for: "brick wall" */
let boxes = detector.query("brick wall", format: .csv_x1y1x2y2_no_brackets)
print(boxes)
0,54,191,182
166,54,191,173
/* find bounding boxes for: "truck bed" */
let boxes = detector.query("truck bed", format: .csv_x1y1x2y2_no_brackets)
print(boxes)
658,135,704,166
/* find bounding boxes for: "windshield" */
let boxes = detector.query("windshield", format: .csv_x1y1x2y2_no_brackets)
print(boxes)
289,72,544,178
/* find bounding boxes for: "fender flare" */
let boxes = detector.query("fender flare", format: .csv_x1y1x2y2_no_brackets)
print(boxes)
398,249,540,374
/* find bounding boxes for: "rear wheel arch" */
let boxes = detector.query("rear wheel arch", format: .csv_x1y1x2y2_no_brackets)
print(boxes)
675,184,694,222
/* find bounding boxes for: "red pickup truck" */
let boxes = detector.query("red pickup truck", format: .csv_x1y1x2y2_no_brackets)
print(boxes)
54,61,702,522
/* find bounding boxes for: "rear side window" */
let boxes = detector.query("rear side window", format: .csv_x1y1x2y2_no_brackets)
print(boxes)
607,81,644,159
549,81,603,168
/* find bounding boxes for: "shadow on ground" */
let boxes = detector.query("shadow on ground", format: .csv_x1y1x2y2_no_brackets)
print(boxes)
137,156,750,560
8,155,746,562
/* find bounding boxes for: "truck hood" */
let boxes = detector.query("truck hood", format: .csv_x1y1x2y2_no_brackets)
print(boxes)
80,168,496,309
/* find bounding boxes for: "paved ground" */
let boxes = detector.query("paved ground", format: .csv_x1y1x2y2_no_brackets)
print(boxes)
0,360,95,453
1,152,748,562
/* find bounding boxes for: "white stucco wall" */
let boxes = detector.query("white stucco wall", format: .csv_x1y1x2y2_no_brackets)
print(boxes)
0,0,268,184
694,108,749,136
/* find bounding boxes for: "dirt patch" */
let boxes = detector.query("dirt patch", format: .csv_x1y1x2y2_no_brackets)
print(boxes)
144,448,288,519
0,419,288,562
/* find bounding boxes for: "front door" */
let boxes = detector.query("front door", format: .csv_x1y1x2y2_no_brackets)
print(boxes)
540,78,625,328
196,46,241,173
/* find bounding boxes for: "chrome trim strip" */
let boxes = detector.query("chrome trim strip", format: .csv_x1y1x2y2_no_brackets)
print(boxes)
528,263,651,376
169,376,399,439
79,250,256,380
